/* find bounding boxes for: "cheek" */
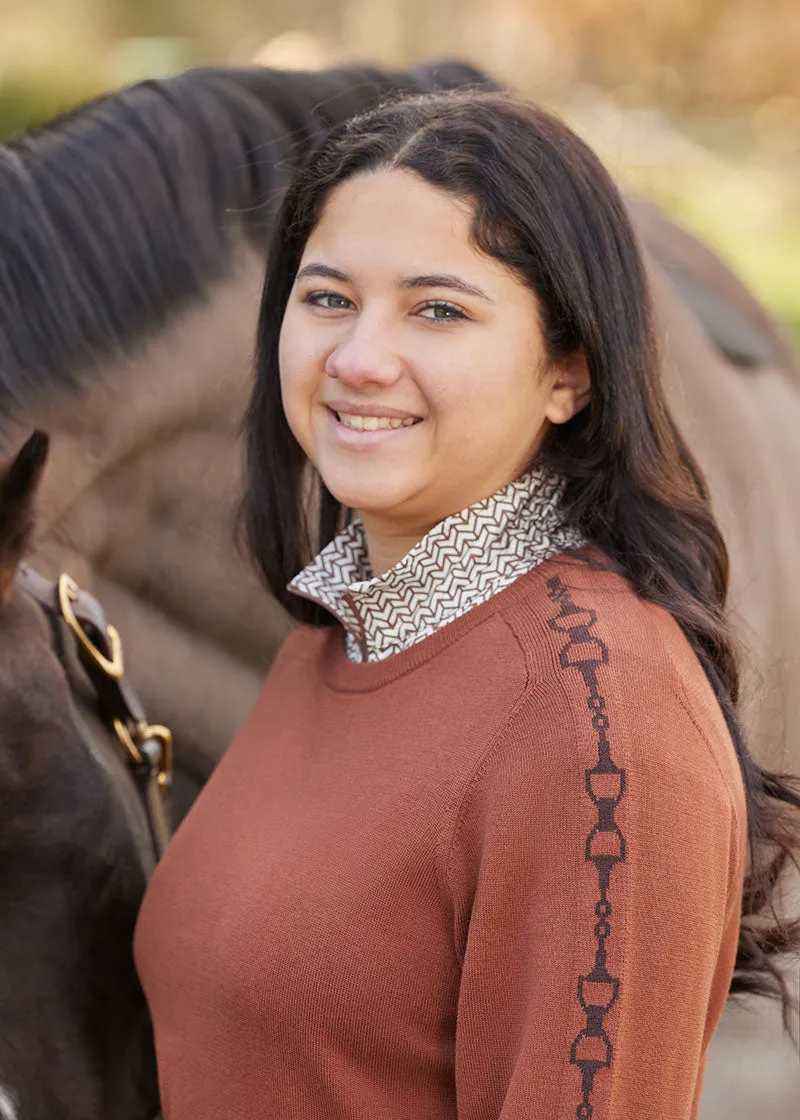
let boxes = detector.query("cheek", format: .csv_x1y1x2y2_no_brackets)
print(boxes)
278,312,321,417
428,357,514,425
422,372,498,463
434,356,544,449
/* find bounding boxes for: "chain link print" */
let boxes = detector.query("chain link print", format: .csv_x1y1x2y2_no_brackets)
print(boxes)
547,575,627,1120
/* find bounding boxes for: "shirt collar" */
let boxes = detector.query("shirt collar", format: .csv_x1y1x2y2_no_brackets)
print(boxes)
287,465,586,662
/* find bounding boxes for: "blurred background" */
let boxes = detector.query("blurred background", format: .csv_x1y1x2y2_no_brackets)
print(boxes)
1,0,797,343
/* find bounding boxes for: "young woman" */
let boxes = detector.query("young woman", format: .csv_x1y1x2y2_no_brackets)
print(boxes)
134,89,800,1119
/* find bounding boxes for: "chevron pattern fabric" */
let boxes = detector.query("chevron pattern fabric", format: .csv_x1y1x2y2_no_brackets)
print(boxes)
288,466,587,663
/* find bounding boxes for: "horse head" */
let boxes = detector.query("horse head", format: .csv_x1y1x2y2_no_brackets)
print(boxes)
0,433,159,1120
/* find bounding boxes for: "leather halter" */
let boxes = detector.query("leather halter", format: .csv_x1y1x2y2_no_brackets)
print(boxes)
17,563,173,861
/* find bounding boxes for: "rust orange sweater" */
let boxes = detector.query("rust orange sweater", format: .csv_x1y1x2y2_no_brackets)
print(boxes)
134,551,746,1120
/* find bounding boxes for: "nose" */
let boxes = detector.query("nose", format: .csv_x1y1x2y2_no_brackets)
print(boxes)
324,316,404,390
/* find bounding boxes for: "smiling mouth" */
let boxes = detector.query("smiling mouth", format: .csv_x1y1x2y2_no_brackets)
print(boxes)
330,409,422,431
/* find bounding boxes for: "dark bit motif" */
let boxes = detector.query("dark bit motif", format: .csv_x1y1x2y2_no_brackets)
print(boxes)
546,575,626,1120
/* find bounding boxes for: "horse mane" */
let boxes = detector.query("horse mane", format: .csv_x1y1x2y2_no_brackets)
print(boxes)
0,61,493,411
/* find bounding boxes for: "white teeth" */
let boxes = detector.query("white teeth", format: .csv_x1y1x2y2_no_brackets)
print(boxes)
336,411,418,431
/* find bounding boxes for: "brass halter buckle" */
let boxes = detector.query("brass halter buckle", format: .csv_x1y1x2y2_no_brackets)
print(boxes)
113,719,174,795
57,573,124,679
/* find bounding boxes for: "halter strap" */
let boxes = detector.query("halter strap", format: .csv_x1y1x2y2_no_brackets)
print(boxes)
17,563,173,861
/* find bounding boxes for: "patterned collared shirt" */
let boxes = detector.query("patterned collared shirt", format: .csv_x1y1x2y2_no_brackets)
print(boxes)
287,466,587,663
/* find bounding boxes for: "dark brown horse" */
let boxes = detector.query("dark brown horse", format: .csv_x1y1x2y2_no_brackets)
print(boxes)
0,62,798,1118
0,433,159,1120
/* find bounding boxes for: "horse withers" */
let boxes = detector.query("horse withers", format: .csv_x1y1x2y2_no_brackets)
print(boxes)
0,433,160,1120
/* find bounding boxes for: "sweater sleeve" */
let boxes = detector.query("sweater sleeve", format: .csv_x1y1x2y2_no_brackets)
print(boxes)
441,671,745,1120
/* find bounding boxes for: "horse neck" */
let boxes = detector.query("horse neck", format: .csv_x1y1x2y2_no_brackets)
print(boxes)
19,241,265,553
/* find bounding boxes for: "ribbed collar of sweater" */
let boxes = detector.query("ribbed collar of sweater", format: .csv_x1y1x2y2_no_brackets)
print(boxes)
287,465,586,663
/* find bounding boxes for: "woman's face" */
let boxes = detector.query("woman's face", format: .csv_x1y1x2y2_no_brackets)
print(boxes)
279,168,587,535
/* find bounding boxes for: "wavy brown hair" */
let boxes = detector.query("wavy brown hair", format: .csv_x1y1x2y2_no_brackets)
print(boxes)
242,89,800,1023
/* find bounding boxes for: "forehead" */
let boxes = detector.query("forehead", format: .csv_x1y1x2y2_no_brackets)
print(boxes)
303,168,518,289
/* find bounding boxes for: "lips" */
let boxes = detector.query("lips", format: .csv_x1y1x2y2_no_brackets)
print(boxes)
324,399,423,421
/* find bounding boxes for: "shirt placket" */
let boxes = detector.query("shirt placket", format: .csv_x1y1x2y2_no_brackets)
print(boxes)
343,590,370,662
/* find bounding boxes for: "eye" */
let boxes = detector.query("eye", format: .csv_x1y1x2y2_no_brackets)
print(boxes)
302,290,355,311
417,300,467,324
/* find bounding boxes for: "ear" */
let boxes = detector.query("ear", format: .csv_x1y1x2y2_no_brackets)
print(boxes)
0,431,50,606
543,351,592,426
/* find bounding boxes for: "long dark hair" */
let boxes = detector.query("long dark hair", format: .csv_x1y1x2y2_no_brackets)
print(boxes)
242,88,800,1020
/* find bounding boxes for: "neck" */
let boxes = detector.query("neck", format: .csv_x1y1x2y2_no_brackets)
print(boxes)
361,521,431,577
365,530,421,573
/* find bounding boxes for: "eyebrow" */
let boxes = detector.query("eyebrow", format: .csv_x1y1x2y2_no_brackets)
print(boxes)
295,263,493,303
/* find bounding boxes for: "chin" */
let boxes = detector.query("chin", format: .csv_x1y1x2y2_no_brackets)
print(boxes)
323,473,410,518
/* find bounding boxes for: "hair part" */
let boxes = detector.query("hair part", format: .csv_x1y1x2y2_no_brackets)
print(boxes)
242,88,800,1023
